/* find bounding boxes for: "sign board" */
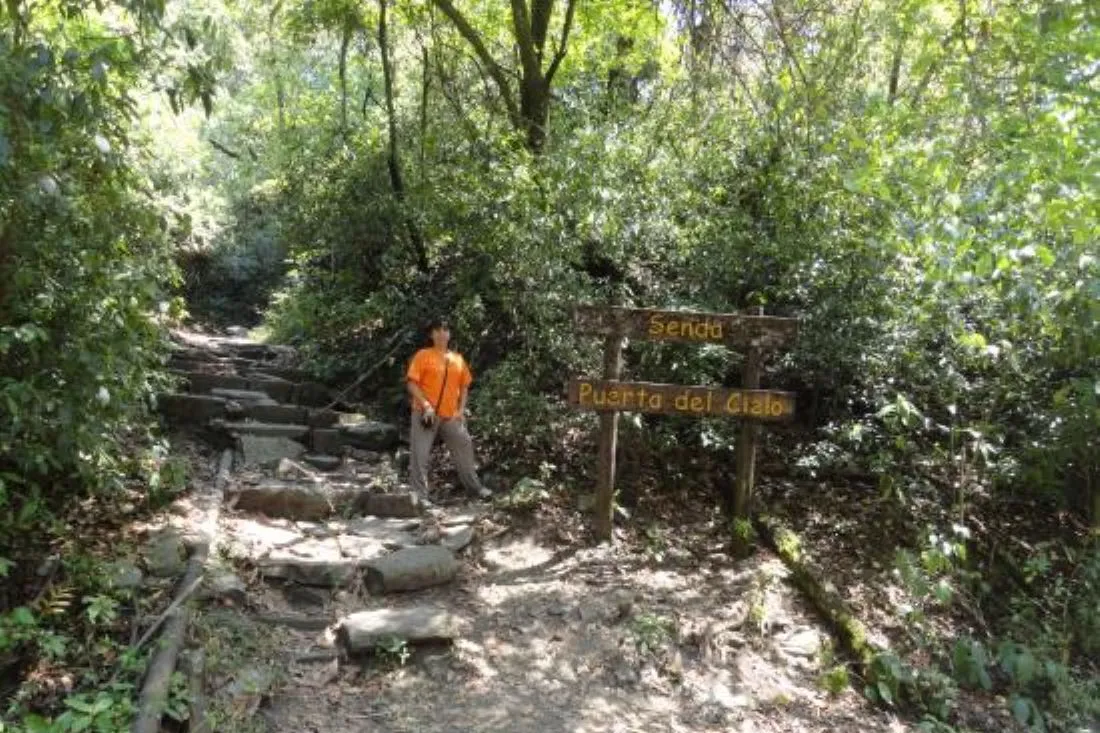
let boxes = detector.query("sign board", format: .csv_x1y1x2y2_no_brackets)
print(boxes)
569,303,798,542
568,379,795,422
573,305,797,349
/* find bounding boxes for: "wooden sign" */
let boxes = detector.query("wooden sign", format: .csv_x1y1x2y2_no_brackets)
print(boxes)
568,379,795,422
574,305,797,349
571,304,798,543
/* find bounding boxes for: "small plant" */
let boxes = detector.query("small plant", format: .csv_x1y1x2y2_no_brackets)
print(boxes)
819,664,850,696
374,635,411,667
630,613,675,653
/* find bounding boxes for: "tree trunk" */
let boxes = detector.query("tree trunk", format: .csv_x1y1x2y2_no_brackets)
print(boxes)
269,1,287,135
432,0,575,154
519,74,550,152
338,23,353,134
377,0,429,273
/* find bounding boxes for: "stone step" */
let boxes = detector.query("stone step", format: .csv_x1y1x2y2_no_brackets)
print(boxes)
227,479,423,521
167,357,236,374
228,479,368,521
364,546,459,594
216,421,311,440
336,607,459,653
156,393,229,423
241,403,310,425
175,371,297,403
211,388,278,406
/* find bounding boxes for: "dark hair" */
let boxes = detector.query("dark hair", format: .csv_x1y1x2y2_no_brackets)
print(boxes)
424,317,451,344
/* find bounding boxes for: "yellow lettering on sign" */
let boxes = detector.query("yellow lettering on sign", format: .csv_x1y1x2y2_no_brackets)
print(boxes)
649,393,663,410
690,396,705,412
648,314,664,336
579,382,593,404
710,321,723,339
607,389,621,407
675,392,690,410
726,393,742,414
770,397,786,416
750,396,764,416
667,321,680,337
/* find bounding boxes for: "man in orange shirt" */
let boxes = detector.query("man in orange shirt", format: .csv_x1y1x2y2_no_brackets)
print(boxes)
406,318,491,499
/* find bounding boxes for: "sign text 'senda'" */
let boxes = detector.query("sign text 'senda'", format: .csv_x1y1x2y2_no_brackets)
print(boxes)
648,313,723,340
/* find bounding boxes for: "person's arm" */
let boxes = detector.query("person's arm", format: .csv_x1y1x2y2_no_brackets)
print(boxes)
407,380,432,411
457,386,469,420
406,352,432,413
457,358,473,420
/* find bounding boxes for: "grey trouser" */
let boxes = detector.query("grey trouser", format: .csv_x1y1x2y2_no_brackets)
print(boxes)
409,415,482,494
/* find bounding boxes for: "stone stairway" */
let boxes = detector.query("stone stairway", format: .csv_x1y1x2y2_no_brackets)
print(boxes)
158,331,402,472
152,330,485,728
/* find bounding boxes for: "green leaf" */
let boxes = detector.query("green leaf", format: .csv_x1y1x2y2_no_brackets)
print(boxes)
1011,695,1031,724
876,680,894,705
21,715,52,733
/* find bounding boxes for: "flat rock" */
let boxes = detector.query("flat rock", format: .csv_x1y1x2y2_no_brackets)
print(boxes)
775,627,823,659
365,492,422,518
156,393,228,423
229,480,367,521
142,531,187,578
303,454,342,472
340,421,400,451
211,388,278,406
365,545,459,595
237,435,305,468
243,403,309,425
295,382,332,408
186,373,251,394
219,421,310,440
440,525,474,553
336,607,459,653
341,517,421,548
200,568,248,606
311,428,344,455
104,560,144,590
275,458,316,480
224,664,276,718
306,409,340,428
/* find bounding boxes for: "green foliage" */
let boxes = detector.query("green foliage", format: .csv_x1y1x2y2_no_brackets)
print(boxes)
819,665,850,696
373,635,410,667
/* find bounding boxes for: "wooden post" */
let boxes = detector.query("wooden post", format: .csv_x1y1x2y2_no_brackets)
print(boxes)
733,307,765,538
594,330,625,542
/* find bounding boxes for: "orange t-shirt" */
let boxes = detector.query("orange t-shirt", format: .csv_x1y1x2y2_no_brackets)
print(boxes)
406,348,472,419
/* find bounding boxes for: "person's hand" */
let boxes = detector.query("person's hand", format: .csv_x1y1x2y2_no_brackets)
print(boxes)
420,404,436,427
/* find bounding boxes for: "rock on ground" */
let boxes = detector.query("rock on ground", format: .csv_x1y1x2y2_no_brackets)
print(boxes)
340,421,400,451
229,480,368,521
142,531,187,578
336,606,459,653
237,435,305,468
365,545,459,595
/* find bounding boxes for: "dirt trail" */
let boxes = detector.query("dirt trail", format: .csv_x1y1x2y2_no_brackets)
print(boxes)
162,328,905,733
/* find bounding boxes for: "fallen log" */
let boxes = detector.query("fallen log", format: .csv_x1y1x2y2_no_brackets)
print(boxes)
753,514,877,673
132,448,232,733
179,649,208,733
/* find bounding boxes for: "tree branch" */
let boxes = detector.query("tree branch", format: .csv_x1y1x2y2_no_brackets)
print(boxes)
530,0,554,60
431,0,521,128
208,138,241,159
509,0,542,80
544,0,576,84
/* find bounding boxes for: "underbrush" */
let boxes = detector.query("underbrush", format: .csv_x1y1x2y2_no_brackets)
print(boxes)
0,439,192,731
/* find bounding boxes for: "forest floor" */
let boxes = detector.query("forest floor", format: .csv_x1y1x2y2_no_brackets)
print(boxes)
139,326,913,733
